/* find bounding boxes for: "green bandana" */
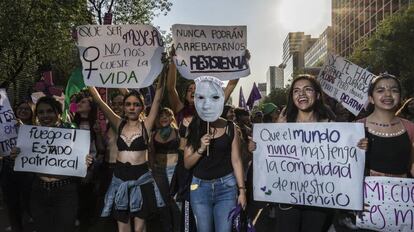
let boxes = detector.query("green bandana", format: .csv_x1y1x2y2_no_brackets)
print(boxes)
159,126,172,141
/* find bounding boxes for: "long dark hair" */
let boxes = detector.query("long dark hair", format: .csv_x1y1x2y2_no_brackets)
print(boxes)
186,113,207,150
73,90,97,140
285,74,334,122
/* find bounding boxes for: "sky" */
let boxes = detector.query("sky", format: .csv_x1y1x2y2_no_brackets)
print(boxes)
153,0,331,105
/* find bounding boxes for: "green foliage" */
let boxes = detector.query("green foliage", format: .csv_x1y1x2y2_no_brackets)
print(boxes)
261,87,289,108
0,0,91,84
350,5,414,96
87,0,172,25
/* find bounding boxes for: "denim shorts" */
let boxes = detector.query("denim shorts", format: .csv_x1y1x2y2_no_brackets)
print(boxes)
190,173,237,232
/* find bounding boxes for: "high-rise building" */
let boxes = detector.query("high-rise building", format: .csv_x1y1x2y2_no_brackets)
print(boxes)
305,26,333,67
257,83,267,98
281,32,317,85
332,0,413,58
266,66,284,94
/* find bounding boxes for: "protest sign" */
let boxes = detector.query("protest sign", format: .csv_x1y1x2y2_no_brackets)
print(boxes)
317,54,375,116
76,24,164,88
172,24,249,80
356,177,414,232
14,125,90,177
253,123,365,210
0,89,18,156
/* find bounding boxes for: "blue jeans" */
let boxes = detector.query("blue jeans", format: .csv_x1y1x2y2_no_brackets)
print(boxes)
190,173,237,232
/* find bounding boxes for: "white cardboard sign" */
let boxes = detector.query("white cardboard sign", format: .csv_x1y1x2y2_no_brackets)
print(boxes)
14,125,90,177
253,123,366,210
356,176,414,232
76,24,164,88
0,89,18,156
172,24,249,80
318,54,375,116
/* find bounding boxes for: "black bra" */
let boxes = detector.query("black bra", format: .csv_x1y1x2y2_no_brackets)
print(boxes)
153,136,179,154
117,120,148,152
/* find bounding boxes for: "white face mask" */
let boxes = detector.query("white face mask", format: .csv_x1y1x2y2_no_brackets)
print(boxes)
194,77,224,122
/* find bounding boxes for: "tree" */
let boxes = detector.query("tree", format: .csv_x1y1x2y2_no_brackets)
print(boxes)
0,0,92,93
350,5,414,96
0,0,172,102
87,0,172,25
261,87,289,108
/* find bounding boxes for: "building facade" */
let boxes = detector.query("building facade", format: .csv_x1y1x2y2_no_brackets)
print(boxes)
281,32,316,85
304,26,333,67
266,66,284,94
257,83,267,98
332,0,413,57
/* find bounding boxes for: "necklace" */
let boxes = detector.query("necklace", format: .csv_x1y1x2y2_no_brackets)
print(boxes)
367,121,400,127
367,128,405,137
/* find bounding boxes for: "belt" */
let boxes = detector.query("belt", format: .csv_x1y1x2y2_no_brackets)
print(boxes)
37,177,76,191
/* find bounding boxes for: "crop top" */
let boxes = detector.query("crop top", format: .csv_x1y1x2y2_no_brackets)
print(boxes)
366,131,411,175
193,121,235,180
117,120,148,152
153,133,180,154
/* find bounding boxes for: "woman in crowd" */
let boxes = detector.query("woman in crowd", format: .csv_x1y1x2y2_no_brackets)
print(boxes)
166,49,241,231
0,101,35,232
72,90,105,231
89,75,165,232
184,77,246,232
261,103,280,123
396,97,414,122
354,74,414,232
10,96,93,232
150,107,181,231
359,74,414,178
221,105,236,122
276,74,367,232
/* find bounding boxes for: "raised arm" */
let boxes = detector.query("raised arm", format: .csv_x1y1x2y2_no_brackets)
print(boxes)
166,46,184,113
88,87,122,131
144,72,166,133
224,79,239,104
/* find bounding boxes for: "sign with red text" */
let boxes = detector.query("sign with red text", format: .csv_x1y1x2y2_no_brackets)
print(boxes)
14,125,90,177
172,24,249,80
0,89,18,156
317,54,375,116
253,123,365,210
76,25,164,88
356,177,414,232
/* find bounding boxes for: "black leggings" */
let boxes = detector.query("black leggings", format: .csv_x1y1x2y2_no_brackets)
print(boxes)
31,177,78,232
275,204,332,232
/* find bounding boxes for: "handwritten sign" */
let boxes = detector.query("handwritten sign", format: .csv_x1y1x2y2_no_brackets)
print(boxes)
14,125,90,177
0,89,18,156
317,54,375,116
172,24,249,80
356,177,414,232
76,25,164,88
253,123,365,210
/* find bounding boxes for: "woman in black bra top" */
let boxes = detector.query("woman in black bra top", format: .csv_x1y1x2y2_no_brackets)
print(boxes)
149,107,180,231
358,73,414,178
89,75,165,232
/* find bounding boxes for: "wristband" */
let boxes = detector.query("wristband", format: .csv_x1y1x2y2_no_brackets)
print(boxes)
196,149,204,155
